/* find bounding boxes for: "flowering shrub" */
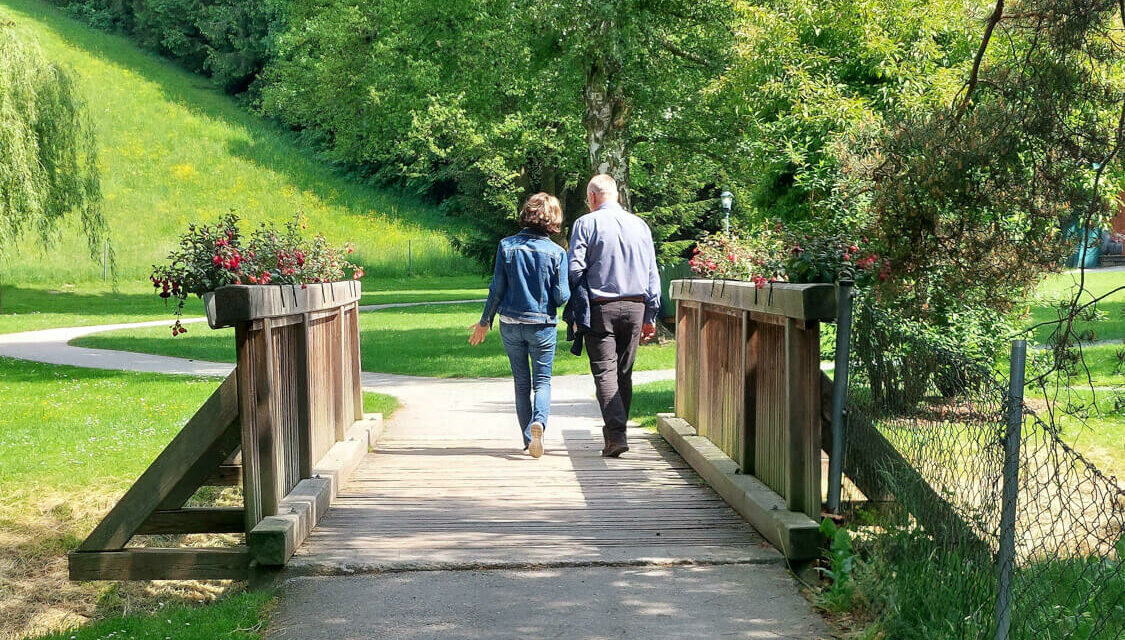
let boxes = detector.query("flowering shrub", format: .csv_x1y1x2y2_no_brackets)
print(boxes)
689,230,785,287
689,223,887,286
151,213,361,335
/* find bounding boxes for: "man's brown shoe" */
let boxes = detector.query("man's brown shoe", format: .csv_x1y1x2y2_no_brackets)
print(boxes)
602,441,629,458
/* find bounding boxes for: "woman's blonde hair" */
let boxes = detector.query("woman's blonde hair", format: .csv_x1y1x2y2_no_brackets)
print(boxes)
519,192,563,235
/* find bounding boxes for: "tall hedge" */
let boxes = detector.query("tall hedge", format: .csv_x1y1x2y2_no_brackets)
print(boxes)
0,26,107,266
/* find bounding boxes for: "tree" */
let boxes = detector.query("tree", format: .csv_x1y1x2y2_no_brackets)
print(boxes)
0,25,110,279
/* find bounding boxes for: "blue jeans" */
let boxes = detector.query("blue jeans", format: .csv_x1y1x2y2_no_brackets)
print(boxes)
499,322,556,447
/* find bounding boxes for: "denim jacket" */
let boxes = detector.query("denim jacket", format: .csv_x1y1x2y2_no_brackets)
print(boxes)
480,229,571,326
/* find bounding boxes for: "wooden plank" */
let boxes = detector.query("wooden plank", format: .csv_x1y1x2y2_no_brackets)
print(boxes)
334,308,348,441
78,373,239,552
205,464,243,487
157,418,241,510
674,302,699,426
256,317,281,517
249,477,331,566
669,279,835,321
784,318,821,518
658,415,820,560
348,303,364,421
295,313,313,479
69,548,250,581
136,508,246,534
237,322,263,530
743,317,758,474
203,281,361,329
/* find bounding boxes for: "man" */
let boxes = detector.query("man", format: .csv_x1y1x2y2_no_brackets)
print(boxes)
567,174,661,458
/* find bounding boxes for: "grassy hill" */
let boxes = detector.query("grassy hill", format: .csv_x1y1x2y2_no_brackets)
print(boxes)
0,0,473,283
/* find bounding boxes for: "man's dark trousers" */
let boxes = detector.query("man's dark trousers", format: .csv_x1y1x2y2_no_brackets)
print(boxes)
584,299,645,443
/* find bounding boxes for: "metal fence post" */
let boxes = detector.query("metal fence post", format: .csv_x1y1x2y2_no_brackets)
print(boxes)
995,339,1026,640
826,279,854,514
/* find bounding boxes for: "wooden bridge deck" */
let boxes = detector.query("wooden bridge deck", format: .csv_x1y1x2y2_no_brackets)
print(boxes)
289,375,777,574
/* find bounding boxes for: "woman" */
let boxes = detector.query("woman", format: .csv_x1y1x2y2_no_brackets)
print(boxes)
469,193,570,458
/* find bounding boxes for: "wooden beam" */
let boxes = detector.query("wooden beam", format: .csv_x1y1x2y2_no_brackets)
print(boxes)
670,279,836,321
203,281,361,329
248,478,331,566
157,419,241,510
136,508,246,535
205,464,243,487
69,548,250,581
78,373,240,552
248,414,380,565
658,415,820,560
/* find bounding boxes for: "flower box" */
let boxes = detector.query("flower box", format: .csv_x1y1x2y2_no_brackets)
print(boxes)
203,281,362,330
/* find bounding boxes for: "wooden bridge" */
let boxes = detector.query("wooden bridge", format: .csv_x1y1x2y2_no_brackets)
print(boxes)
69,279,846,581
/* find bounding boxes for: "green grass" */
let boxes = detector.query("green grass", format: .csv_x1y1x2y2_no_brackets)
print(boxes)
33,591,275,640
630,380,675,429
1026,270,1125,344
0,356,397,639
0,356,397,493
73,303,677,378
1028,386,1125,478
0,358,222,493
0,0,473,283
0,275,486,334
836,526,1124,640
1062,342,1125,388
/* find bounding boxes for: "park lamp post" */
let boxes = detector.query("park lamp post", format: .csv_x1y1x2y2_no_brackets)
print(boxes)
720,190,734,235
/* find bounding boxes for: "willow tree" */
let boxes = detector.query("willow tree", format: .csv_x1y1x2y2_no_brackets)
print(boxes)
0,26,109,276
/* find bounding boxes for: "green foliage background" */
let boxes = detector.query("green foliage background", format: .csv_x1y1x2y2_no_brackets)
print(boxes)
41,0,981,266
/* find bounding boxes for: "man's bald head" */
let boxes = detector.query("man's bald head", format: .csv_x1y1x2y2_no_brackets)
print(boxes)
586,174,619,211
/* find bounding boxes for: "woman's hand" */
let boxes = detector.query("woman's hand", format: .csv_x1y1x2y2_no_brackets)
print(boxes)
468,322,489,346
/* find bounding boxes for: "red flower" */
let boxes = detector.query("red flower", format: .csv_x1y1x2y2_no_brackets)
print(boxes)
248,275,258,284
213,255,223,265
727,253,738,263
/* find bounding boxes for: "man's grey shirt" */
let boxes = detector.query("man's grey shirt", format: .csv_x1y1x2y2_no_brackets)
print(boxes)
566,201,662,324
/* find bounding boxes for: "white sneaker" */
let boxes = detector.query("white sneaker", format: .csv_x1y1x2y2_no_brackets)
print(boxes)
528,422,544,459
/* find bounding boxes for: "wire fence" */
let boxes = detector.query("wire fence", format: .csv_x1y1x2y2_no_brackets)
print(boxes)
843,299,1124,639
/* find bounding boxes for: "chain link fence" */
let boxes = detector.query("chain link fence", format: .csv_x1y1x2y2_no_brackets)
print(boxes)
841,299,1124,639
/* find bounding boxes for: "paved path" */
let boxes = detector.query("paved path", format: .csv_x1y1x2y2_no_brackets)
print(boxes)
0,306,830,639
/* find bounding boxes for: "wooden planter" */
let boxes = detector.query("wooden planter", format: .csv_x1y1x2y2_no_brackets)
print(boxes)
71,281,370,580
659,279,836,558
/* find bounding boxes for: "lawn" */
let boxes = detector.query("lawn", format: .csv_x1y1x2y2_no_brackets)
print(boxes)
0,356,397,639
630,380,676,430
1026,270,1125,344
1027,386,1125,478
0,0,473,284
73,302,677,378
0,275,487,335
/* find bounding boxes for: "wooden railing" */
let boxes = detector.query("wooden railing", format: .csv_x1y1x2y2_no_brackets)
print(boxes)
668,279,836,520
70,281,372,580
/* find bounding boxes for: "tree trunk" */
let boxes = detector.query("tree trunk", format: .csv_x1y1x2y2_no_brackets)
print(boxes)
583,23,631,209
